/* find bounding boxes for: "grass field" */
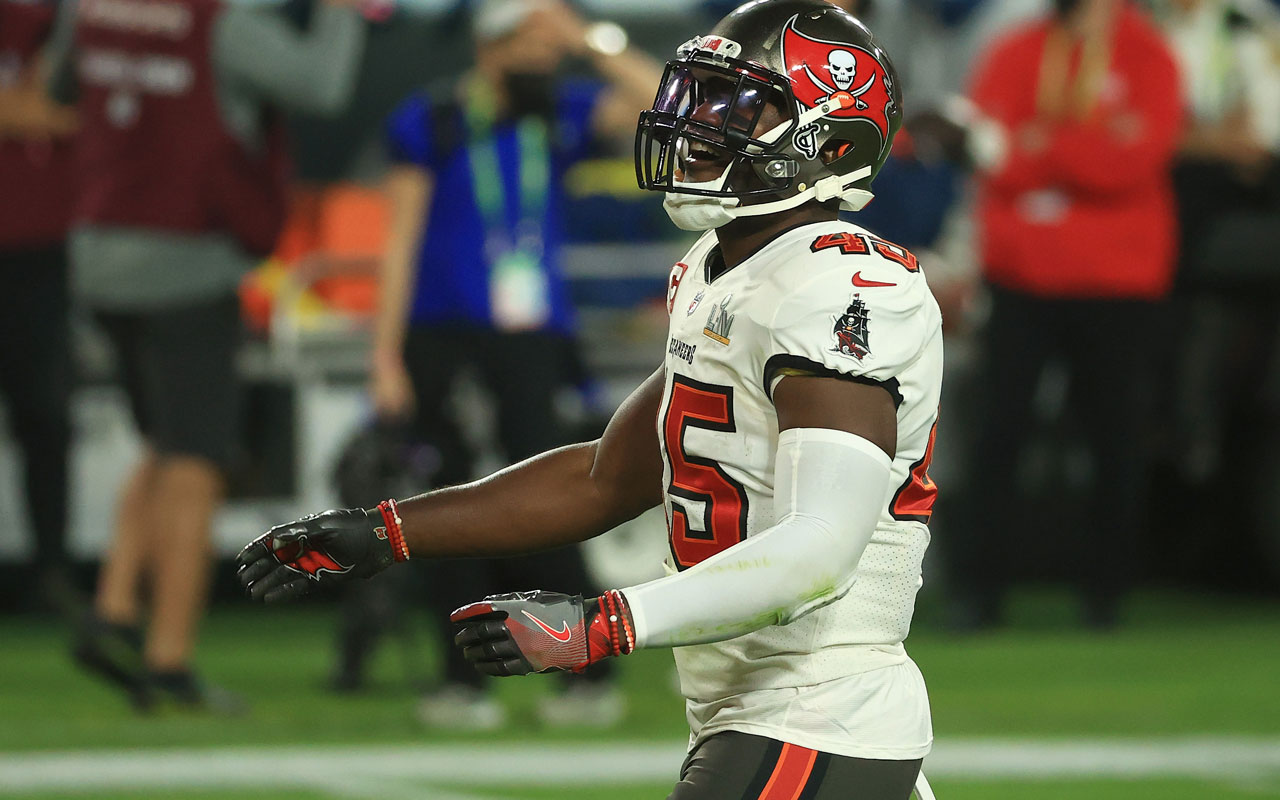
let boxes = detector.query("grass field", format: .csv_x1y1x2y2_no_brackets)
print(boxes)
1,588,1278,798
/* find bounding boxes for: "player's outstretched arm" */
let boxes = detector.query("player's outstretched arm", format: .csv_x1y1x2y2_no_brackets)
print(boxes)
397,367,666,557
237,369,666,603
450,375,899,676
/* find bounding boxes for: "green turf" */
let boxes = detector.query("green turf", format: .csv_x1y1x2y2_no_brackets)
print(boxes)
0,794,343,800
910,591,1280,736
1,589,1278,799
936,778,1280,800
2,589,1276,751
431,781,1280,800
0,605,688,752
6,778,1280,800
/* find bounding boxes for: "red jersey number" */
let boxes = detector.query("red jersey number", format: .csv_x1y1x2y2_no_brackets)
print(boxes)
662,376,749,569
810,232,869,255
811,232,920,272
890,420,938,523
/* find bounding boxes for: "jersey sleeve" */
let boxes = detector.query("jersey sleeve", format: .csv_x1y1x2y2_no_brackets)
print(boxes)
763,260,937,409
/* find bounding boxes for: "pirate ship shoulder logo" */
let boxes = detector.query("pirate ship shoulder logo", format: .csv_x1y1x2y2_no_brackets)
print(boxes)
779,14,895,143
703,294,735,345
832,293,871,360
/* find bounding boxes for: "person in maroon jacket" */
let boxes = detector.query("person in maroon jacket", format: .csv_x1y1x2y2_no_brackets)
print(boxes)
46,0,365,711
951,0,1183,629
0,0,79,612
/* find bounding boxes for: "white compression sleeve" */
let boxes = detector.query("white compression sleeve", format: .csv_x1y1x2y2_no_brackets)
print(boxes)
622,428,892,649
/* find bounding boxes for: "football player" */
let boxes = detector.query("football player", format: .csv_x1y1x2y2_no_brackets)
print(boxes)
238,1,942,797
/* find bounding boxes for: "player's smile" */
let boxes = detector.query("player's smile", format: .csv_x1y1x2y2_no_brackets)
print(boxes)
674,91,786,184
676,136,733,182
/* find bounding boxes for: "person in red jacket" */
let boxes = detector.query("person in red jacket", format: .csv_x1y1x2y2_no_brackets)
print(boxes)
952,0,1183,629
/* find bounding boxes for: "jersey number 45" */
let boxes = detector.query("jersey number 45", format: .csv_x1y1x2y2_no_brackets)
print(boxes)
663,376,937,569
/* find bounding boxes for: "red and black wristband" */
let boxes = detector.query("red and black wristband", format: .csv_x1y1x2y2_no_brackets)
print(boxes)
376,499,410,563
594,589,636,657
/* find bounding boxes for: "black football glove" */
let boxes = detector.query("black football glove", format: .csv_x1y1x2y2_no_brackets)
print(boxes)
236,509,394,603
451,589,635,676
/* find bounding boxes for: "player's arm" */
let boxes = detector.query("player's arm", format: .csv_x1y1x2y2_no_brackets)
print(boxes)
397,367,665,557
450,375,897,676
236,368,666,602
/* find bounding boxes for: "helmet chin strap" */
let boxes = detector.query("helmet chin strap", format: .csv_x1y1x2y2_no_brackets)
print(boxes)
663,162,874,230
732,164,873,217
664,94,877,231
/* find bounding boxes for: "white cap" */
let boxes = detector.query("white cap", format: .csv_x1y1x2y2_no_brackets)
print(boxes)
472,0,553,42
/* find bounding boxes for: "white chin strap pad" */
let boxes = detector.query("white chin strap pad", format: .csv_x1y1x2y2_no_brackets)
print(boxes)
664,161,742,231
839,187,875,212
732,164,875,219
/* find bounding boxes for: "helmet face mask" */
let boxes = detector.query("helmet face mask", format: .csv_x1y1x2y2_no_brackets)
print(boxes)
636,56,799,200
635,0,903,225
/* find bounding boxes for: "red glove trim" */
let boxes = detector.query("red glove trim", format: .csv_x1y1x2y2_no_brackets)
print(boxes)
377,499,410,562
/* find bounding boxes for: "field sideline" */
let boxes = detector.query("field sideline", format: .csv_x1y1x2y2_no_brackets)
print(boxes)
2,737,1278,799
1,589,1277,798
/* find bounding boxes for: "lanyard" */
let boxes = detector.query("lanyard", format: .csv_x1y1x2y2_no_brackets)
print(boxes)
463,78,552,258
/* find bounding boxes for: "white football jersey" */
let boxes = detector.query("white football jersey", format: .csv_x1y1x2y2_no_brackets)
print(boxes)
656,220,943,727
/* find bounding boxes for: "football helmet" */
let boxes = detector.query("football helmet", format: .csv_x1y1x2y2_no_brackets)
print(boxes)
635,0,903,230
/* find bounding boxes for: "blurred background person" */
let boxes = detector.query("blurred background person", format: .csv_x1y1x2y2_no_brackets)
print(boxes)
944,0,1184,629
0,0,79,614
45,0,366,711
837,0,1044,328
1148,0,1280,579
367,0,661,728
1159,0,1280,298
1157,0,1274,460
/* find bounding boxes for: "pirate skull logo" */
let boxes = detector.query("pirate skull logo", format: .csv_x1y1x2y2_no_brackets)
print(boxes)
827,49,857,92
780,14,894,136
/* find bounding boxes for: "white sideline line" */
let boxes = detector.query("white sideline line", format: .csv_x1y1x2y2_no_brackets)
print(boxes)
0,738,1277,793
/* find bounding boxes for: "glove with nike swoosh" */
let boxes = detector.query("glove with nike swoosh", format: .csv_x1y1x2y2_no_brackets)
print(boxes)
451,589,635,676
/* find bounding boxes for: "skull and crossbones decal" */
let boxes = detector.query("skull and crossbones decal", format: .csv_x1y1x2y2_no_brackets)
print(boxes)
780,14,895,139
804,48,876,109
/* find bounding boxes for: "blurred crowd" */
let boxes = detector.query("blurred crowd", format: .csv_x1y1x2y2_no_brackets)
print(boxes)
1,0,1278,715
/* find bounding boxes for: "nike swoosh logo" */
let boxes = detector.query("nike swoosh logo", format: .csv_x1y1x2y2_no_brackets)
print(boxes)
852,272,897,288
522,609,572,642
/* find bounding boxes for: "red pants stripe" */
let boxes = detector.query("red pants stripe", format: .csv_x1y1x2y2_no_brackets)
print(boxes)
756,742,819,800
